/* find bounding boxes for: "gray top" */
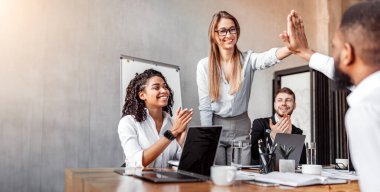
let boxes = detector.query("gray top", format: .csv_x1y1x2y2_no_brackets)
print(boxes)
196,48,281,126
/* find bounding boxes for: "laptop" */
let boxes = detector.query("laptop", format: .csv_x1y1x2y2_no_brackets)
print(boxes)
274,133,306,170
117,125,222,183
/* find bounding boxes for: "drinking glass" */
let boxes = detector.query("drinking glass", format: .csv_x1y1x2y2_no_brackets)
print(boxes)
231,140,250,168
306,142,316,164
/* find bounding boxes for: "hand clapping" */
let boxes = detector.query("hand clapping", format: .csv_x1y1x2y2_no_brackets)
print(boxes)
171,107,193,137
269,115,292,140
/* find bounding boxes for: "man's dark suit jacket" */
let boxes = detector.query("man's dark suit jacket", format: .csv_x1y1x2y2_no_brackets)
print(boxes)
250,116,306,165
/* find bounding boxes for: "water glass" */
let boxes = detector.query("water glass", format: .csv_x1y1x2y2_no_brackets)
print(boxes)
231,140,250,167
306,142,316,164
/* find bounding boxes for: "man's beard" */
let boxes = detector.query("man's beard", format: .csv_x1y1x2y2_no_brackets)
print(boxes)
275,108,293,117
333,58,353,90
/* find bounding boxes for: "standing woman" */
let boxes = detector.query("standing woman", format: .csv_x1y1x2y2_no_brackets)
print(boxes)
118,69,193,168
197,11,292,165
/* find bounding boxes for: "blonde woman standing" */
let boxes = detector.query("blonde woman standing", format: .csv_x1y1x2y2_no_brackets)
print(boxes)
197,11,292,165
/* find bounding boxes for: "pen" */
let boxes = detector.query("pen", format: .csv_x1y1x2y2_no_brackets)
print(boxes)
258,140,267,167
259,152,267,167
270,143,278,154
258,139,263,154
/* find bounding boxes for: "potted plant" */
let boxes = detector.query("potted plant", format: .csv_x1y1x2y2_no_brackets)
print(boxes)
278,145,295,173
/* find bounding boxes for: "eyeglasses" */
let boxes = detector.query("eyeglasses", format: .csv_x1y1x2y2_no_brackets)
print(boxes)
214,27,238,36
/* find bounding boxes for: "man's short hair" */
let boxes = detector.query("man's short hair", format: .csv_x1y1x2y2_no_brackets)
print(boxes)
274,87,295,102
340,1,380,66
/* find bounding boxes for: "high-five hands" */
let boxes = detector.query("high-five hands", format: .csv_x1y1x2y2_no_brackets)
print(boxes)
269,115,293,140
279,10,314,61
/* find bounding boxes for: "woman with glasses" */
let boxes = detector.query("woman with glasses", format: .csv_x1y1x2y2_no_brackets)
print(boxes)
196,11,292,165
118,69,193,168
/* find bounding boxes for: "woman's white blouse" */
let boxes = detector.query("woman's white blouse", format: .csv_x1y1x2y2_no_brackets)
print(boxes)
118,111,182,168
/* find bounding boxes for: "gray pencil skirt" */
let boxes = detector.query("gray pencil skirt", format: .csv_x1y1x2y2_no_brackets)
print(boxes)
213,112,251,165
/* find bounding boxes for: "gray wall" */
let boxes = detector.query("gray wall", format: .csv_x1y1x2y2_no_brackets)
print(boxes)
0,0,354,191
0,1,126,191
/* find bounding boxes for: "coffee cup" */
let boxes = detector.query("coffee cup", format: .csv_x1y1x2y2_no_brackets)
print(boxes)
211,166,237,186
302,164,322,175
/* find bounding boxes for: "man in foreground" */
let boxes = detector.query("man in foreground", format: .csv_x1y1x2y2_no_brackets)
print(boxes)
283,2,380,191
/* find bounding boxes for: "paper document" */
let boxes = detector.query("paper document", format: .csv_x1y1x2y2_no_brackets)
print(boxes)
322,168,358,180
254,172,347,187
235,171,260,181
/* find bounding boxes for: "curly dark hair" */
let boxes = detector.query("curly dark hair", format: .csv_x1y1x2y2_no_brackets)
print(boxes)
121,69,174,122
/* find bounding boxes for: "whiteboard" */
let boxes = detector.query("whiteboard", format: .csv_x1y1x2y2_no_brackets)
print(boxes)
120,55,182,115
281,72,312,145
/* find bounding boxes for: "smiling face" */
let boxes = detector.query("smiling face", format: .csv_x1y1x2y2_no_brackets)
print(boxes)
214,18,238,50
138,76,169,110
274,92,296,117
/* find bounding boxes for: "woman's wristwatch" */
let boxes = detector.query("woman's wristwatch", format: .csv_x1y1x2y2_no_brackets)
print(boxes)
164,130,176,141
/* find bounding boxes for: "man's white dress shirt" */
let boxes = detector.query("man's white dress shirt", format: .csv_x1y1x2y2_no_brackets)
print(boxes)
310,53,380,192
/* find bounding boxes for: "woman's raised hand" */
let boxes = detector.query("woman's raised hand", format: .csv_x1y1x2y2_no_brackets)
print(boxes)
280,10,314,61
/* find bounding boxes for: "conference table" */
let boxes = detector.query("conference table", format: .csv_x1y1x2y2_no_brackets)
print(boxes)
65,168,360,192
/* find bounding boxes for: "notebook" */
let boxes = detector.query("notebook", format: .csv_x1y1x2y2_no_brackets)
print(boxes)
274,133,305,170
254,172,347,187
124,125,222,183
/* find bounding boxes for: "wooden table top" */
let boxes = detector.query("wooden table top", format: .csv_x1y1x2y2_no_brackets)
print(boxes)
65,168,360,192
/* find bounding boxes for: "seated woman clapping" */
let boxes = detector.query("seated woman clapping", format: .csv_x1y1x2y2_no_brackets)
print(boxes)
118,69,193,168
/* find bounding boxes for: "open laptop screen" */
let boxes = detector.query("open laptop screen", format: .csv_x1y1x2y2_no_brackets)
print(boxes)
177,126,222,176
